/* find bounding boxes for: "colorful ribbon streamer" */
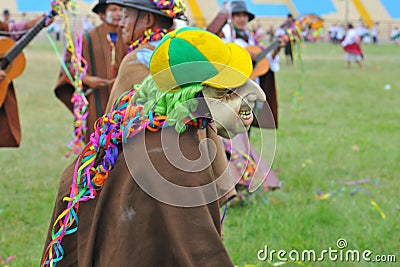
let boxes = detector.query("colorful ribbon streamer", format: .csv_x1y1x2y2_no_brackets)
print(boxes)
128,27,170,53
370,200,386,220
286,22,305,112
47,0,89,157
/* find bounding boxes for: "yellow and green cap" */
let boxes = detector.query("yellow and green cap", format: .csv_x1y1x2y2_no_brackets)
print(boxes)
149,27,252,92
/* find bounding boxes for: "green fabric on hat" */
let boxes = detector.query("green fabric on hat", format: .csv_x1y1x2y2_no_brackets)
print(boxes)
168,38,218,87
150,27,203,61
175,26,198,34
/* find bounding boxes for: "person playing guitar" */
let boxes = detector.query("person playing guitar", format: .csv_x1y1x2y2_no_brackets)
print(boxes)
0,13,54,147
0,14,44,40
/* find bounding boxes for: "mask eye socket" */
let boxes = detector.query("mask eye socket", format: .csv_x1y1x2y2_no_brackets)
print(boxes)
222,88,237,98
203,86,235,99
216,90,233,98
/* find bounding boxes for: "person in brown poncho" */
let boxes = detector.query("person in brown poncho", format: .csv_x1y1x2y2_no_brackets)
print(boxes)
41,27,266,266
54,0,127,143
104,0,186,113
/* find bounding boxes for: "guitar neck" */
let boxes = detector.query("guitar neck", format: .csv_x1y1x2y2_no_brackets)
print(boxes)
255,40,282,64
2,12,55,70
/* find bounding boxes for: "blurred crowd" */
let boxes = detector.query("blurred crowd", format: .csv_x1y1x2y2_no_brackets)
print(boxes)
246,18,399,45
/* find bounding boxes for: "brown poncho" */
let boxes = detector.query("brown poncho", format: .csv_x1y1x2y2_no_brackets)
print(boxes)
42,123,235,266
0,83,21,147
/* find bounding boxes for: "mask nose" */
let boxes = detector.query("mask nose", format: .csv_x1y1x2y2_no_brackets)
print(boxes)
235,79,266,103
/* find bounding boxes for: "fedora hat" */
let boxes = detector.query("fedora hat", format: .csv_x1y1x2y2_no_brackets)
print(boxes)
91,0,108,14
231,1,255,22
121,0,186,19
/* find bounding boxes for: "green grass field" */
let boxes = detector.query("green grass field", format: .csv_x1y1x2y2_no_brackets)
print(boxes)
0,39,399,266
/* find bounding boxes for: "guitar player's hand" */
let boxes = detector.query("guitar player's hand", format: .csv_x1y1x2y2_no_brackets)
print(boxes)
25,14,54,29
45,14,55,27
0,70,6,81
26,14,45,29
279,35,290,47
83,75,112,89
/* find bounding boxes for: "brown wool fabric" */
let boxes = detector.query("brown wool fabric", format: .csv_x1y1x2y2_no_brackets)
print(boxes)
42,124,235,266
0,83,21,147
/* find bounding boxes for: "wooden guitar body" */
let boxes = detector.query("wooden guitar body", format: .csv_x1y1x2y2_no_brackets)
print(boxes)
246,45,270,80
0,10,57,107
0,37,26,106
246,37,288,81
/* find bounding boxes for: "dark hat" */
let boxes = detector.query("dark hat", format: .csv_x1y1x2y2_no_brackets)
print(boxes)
3,9,10,15
231,1,255,22
91,0,108,14
121,0,186,19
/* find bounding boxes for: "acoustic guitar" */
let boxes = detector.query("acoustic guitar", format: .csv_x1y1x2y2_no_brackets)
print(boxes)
0,11,57,107
247,36,288,80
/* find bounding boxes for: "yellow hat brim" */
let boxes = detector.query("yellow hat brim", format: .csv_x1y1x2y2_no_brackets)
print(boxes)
202,43,252,89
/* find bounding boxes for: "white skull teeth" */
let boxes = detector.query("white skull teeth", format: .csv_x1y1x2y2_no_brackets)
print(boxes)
239,110,252,120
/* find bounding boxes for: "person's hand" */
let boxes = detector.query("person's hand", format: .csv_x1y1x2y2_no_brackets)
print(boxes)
26,14,45,29
279,35,290,47
45,15,55,27
0,70,6,81
83,75,113,89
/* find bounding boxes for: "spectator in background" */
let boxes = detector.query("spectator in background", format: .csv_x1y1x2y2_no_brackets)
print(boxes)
1,9,15,24
371,22,379,44
266,25,273,41
341,23,363,69
357,22,370,44
274,24,285,39
390,26,399,45
253,23,266,44
336,24,345,43
328,24,337,44
82,15,94,31
48,19,62,41
282,13,295,64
